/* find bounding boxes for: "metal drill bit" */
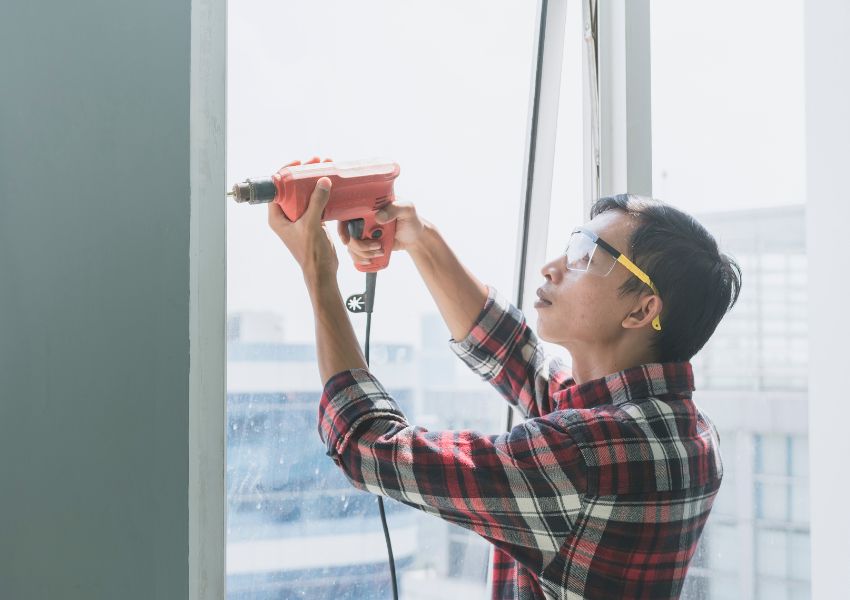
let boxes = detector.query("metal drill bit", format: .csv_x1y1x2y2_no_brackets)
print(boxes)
228,179,277,204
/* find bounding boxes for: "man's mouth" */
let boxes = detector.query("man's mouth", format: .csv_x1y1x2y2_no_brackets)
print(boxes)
535,288,552,308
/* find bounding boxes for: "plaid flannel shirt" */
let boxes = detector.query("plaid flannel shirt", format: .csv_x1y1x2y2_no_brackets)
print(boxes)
318,284,723,599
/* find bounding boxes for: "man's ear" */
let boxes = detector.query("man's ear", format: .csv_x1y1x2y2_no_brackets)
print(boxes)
622,294,663,330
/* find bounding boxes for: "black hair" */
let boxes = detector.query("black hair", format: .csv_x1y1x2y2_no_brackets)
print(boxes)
590,194,742,363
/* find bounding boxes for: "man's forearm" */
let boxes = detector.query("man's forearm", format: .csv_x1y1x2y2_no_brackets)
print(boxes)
406,221,488,341
305,271,368,385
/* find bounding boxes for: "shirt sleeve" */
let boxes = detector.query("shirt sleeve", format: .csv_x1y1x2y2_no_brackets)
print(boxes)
448,284,574,418
317,367,586,575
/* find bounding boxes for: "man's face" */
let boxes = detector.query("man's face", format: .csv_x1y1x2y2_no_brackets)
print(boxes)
535,210,642,347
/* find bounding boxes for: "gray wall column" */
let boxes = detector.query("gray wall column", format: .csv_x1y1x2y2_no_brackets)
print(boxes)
0,1,197,598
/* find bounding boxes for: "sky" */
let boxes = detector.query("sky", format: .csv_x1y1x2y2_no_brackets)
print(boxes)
226,0,805,348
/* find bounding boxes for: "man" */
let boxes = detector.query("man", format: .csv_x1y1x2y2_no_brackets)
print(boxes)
268,157,742,599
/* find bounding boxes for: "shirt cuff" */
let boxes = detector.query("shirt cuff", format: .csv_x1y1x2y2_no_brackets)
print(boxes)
448,284,525,381
318,368,408,459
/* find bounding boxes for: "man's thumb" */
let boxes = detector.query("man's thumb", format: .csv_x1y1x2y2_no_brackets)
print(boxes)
375,206,395,223
308,177,332,222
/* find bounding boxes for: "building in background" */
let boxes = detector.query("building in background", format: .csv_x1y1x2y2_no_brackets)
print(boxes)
225,307,520,599
225,311,417,599
682,205,809,600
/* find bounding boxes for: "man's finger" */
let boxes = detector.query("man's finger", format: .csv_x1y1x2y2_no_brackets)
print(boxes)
337,220,350,244
375,201,411,223
268,199,292,225
305,177,332,226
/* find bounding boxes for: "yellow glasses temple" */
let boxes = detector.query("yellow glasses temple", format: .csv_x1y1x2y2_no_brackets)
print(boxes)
616,255,662,331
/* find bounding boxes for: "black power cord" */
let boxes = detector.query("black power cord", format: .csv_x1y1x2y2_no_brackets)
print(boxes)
346,269,399,600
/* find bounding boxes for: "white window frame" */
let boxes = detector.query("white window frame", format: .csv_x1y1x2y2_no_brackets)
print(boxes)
508,0,569,427
595,0,652,200
508,0,653,418
189,0,226,598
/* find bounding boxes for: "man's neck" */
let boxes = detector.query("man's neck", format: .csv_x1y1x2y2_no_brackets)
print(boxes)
567,344,659,386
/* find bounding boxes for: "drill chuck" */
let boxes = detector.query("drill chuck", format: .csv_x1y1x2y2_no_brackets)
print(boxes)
228,177,277,204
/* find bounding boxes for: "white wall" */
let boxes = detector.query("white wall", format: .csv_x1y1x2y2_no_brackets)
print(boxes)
805,0,850,596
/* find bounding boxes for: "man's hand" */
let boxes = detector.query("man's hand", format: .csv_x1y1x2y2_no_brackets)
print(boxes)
336,199,427,265
268,156,338,281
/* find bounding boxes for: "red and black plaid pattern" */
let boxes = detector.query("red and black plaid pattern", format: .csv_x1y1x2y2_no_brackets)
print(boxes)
318,284,723,599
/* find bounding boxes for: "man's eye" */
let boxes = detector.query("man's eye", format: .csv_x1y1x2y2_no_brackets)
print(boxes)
566,254,589,268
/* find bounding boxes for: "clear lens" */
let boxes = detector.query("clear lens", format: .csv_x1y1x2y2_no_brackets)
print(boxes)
565,231,594,270
564,231,616,276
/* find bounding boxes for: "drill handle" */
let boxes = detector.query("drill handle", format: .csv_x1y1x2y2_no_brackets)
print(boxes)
345,212,396,273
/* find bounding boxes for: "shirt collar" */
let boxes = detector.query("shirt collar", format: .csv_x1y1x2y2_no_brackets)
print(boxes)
552,361,695,410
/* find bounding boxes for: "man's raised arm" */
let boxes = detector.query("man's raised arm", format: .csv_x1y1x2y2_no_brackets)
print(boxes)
341,203,573,417
406,219,489,341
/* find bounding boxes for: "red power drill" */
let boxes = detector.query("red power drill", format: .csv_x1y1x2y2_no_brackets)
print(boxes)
228,158,400,272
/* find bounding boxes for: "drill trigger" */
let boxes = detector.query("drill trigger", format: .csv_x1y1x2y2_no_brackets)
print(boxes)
347,218,365,240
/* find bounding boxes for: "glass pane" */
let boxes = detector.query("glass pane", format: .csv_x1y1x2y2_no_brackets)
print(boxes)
539,0,585,358
651,4,805,214
226,1,538,598
789,531,810,582
757,578,789,600
708,523,740,574
790,436,808,477
711,472,736,518
755,435,789,476
756,529,788,579
651,1,809,598
707,574,741,600
756,482,789,522
789,482,809,525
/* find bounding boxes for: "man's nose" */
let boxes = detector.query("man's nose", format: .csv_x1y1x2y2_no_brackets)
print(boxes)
540,257,562,283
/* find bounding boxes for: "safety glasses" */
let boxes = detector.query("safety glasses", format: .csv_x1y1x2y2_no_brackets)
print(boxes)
565,227,662,331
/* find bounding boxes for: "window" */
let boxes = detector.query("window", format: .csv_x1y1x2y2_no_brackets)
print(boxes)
225,2,539,598
536,0,585,357
221,1,812,598
651,1,809,598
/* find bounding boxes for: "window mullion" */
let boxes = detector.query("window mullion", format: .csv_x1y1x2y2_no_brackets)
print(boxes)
596,0,652,198
189,0,226,598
